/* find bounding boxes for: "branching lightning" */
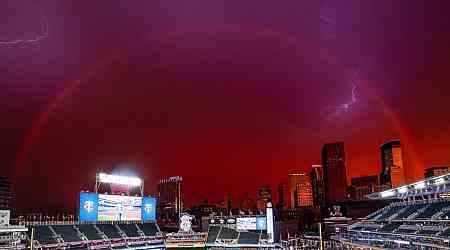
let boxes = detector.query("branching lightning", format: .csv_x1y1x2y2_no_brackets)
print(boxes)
323,71,359,118
0,7,48,47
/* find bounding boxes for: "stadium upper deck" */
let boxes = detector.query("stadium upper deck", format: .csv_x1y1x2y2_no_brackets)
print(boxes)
342,173,450,249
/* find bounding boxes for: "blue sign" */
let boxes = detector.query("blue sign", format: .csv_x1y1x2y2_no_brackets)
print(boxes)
256,216,267,230
141,197,156,221
79,192,99,222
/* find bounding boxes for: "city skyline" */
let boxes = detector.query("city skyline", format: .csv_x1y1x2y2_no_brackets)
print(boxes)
2,1,450,212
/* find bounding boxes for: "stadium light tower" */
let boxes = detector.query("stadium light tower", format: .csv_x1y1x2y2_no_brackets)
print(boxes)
95,173,144,196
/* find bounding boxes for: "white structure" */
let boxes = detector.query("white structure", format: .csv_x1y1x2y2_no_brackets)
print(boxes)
266,202,274,243
0,210,10,226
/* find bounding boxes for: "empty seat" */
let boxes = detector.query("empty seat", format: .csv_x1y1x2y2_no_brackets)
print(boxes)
237,231,259,244
378,222,401,232
117,224,140,238
33,225,58,245
96,224,122,239
77,224,103,241
52,225,83,242
217,227,238,240
206,226,220,243
136,223,159,237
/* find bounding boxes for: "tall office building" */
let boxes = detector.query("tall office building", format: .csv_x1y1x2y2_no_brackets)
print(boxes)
348,175,379,200
424,165,450,178
288,173,303,209
295,175,313,207
310,165,325,207
380,140,406,188
256,186,272,211
0,177,12,210
157,176,183,221
322,142,347,204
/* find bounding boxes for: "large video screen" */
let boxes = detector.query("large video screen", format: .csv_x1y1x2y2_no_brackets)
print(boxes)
79,192,156,222
98,194,142,221
236,216,267,231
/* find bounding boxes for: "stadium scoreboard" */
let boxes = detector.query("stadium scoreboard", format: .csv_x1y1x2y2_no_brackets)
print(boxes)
79,192,156,222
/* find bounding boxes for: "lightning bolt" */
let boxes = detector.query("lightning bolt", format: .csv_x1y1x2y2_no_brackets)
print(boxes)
0,6,48,47
323,71,359,118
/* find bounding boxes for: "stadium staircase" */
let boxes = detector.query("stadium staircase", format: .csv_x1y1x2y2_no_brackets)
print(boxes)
52,225,85,243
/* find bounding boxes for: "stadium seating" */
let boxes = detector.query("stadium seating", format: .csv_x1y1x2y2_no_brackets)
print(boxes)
52,225,83,243
378,222,401,232
206,226,220,243
217,227,238,240
33,225,58,245
374,205,404,220
77,224,104,241
395,203,426,219
237,231,259,244
416,202,448,219
136,222,159,236
96,224,122,239
117,224,141,238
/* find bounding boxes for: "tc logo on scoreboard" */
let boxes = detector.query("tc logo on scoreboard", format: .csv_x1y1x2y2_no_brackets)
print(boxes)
84,200,94,213
144,203,153,213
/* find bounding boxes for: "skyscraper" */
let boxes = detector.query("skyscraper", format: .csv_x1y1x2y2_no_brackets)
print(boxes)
322,142,347,204
380,140,406,188
157,176,183,221
310,165,325,207
295,175,313,207
424,165,450,178
0,176,12,211
256,186,272,211
349,175,379,200
288,173,303,208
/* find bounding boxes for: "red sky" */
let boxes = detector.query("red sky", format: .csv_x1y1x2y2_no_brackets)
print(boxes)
1,0,450,212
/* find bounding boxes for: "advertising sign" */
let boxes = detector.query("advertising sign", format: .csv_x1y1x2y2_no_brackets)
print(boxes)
79,192,99,222
236,217,257,230
256,216,267,230
141,197,156,221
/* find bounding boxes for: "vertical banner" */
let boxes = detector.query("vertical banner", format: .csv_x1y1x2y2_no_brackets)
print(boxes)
141,197,156,221
79,192,99,222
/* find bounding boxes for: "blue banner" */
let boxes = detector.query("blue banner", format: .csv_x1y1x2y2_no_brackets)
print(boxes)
141,197,156,221
79,192,99,222
256,216,267,230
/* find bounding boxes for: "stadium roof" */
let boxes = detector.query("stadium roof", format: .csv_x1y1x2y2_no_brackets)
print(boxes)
367,173,450,200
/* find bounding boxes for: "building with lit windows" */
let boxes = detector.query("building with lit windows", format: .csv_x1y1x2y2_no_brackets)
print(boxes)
295,176,313,207
256,186,272,211
288,173,303,208
380,140,406,188
157,176,183,221
0,176,12,211
424,165,450,178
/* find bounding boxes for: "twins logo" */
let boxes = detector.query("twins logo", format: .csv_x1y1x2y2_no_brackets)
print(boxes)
179,213,194,233
144,204,153,213
84,200,94,213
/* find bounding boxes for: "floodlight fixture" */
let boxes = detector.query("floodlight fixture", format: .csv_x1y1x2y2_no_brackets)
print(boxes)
398,186,408,194
98,173,142,186
414,181,426,190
